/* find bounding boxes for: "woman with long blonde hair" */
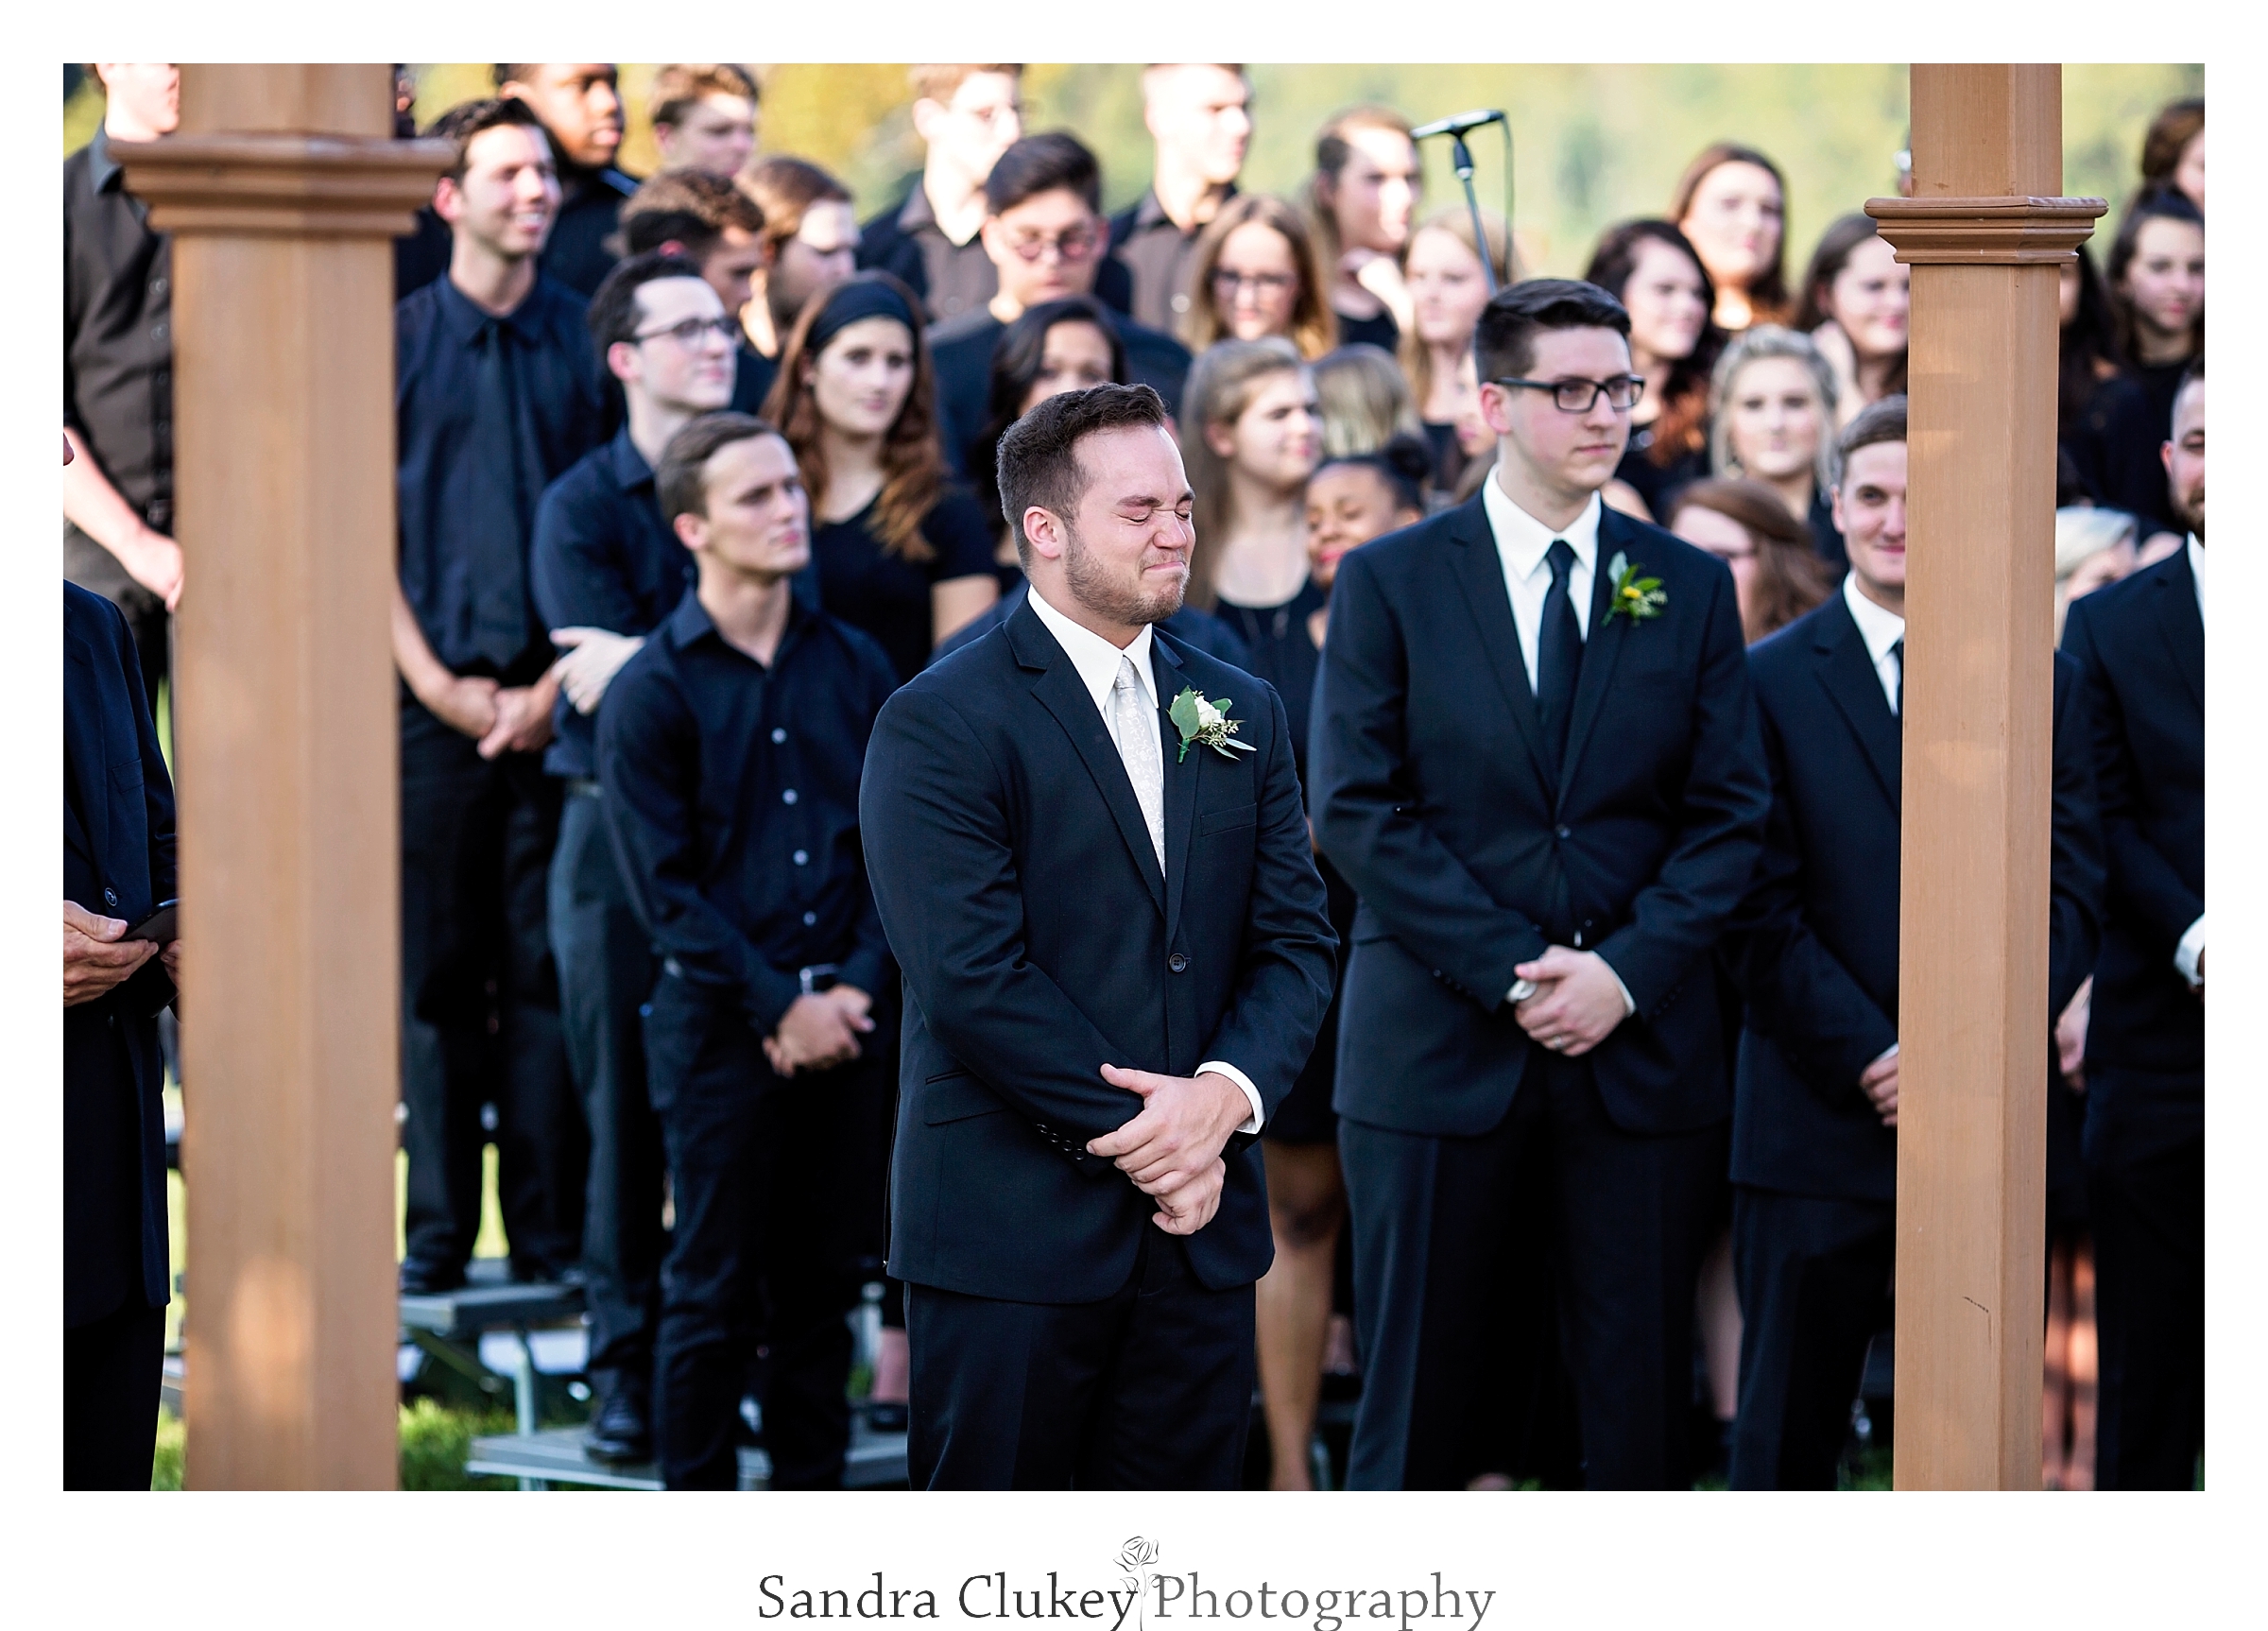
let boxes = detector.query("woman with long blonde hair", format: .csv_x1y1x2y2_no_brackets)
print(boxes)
1399,204,1514,494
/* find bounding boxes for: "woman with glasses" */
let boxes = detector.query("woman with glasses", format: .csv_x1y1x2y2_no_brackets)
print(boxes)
966,296,1126,586
1671,143,1793,334
1307,106,1422,353
1584,219,1724,521
1400,205,1515,497
1796,215,1909,430
1179,195,1338,361
765,273,998,684
1709,325,1847,567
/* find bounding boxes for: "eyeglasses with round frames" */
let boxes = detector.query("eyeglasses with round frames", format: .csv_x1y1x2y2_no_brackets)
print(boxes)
1493,374,1646,413
1006,225,1102,264
1211,268,1297,299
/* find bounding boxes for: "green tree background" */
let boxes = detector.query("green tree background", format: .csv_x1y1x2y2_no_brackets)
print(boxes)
69,62,2199,277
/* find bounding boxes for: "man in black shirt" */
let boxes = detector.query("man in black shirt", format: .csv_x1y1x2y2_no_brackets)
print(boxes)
928,132,1192,476
1105,64,1250,332
393,98,608,1294
857,64,1022,324
497,63,639,299
599,412,899,1489
63,62,181,707
528,251,735,1462
618,169,778,413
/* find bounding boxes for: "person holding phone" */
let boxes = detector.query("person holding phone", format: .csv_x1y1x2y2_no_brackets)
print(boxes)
64,426,180,1488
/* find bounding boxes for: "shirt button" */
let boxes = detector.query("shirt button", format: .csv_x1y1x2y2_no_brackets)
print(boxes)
150,276,168,297
771,728,786,744
793,850,809,866
782,788,798,805
1168,953,1188,973
151,320,169,341
803,911,817,926
1171,292,1191,314
1555,825,1572,839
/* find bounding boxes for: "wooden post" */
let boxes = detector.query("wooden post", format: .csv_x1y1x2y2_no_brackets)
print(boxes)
1868,66,2104,1490
116,67,449,1488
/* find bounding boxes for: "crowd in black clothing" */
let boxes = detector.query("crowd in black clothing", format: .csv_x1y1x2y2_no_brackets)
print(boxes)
61,60,2203,1491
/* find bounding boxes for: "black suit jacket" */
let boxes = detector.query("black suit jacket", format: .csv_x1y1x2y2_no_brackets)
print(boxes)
1313,495,1770,1137
2060,548,2204,1137
1727,591,2104,1201
860,600,1337,1301
64,585,178,1327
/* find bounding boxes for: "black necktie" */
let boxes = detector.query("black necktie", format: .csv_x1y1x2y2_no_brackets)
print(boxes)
1537,539,1584,769
1890,636,1904,717
468,316,534,669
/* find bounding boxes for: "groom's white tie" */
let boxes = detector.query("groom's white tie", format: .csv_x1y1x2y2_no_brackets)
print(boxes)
1112,652,1166,872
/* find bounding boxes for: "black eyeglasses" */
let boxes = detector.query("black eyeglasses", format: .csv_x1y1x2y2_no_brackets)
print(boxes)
632,316,741,348
1493,374,1645,413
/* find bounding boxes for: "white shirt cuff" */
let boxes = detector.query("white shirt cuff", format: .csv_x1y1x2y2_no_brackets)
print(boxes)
1603,959,1637,1018
1198,1061,1264,1135
2175,915,2206,987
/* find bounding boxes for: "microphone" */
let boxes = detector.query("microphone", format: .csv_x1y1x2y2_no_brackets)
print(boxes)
1410,109,1506,141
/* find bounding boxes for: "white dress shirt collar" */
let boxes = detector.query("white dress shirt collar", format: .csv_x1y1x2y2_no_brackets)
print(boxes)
1841,572,1906,714
1483,474,1604,583
2188,533,2205,625
1027,584,1158,715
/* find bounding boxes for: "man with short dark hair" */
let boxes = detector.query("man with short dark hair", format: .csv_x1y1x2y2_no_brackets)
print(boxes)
530,251,736,1461
393,97,608,1294
926,133,1189,476
1106,65,1251,331
858,65,1023,323
496,63,639,297
647,63,759,180
2060,360,2205,1488
598,411,900,1489
1724,396,2103,1487
618,169,777,410
860,383,1337,1488
1315,279,1771,1488
64,62,182,707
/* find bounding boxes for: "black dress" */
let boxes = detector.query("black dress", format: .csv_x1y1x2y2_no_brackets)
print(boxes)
1333,310,1399,353
1806,488,1847,570
810,489,999,685
1612,421,1707,521
1216,576,1356,1145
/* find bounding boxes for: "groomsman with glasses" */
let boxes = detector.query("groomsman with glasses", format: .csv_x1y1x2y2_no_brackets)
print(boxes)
1314,278,1770,1489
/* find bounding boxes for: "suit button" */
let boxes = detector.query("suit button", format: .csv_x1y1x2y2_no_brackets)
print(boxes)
104,887,119,907
1555,825,1572,839
1168,953,1188,973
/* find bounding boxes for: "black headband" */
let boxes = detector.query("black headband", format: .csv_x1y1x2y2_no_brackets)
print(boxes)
807,279,918,354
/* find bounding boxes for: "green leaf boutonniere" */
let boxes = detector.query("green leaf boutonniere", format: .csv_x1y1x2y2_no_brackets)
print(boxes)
1169,686,1259,764
1605,550,1668,625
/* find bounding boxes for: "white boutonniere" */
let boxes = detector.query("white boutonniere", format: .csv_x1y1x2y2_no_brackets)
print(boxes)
1169,686,1259,764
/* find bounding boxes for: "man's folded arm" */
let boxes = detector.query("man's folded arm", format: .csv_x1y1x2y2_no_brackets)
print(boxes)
860,686,1146,1142
1311,549,1548,1005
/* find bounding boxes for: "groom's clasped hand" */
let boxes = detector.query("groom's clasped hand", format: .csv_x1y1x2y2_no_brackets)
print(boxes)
1088,1064,1255,1236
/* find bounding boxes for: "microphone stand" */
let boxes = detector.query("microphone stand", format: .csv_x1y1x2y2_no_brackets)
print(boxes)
1450,131,1498,297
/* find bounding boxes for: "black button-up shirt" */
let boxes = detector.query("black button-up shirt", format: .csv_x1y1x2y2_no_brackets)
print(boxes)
543,161,641,299
927,307,1193,477
64,128,175,530
857,182,1000,323
397,273,607,679
597,588,899,1034
529,428,694,781
1106,185,1236,335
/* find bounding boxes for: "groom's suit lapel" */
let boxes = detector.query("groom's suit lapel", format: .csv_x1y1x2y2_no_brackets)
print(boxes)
1006,601,1168,917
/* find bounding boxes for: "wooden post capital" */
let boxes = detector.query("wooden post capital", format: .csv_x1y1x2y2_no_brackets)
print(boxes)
112,133,452,239
1865,195,2107,266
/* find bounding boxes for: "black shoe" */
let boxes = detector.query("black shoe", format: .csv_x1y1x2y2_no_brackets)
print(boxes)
398,1257,466,1296
583,1386,652,1464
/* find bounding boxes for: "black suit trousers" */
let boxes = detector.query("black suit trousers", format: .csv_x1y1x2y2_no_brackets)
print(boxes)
399,699,583,1274
645,970,866,1490
1342,1051,1725,1489
2088,1075,2204,1490
64,1299,165,1489
905,1226,1256,1490
1727,1186,1894,1489
547,784,665,1395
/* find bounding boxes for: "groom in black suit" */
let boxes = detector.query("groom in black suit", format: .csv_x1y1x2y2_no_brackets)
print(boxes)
860,383,1337,1489
1314,279,1770,1489
2060,360,2206,1488
1724,397,2103,1487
